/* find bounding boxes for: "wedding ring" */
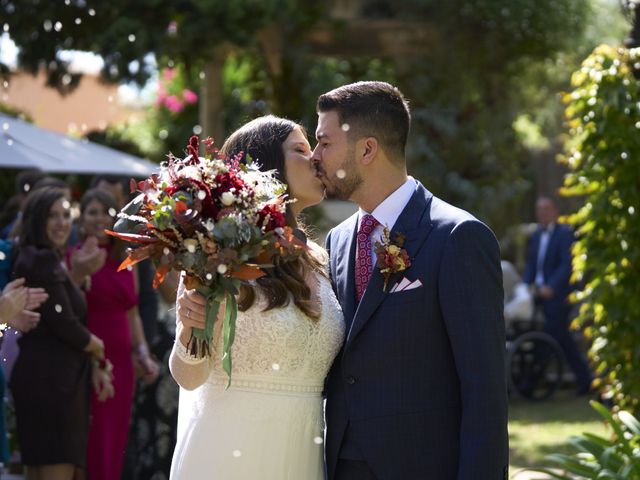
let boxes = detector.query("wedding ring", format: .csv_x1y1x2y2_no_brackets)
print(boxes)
186,309,191,319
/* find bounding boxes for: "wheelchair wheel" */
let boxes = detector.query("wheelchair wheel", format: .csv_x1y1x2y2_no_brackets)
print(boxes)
507,331,564,401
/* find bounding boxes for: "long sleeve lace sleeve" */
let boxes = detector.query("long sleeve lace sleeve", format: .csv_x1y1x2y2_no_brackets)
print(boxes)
169,277,211,390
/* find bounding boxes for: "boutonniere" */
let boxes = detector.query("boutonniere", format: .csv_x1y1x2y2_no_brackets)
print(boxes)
374,227,411,291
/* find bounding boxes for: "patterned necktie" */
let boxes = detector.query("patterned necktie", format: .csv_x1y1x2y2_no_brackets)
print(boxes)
355,214,379,303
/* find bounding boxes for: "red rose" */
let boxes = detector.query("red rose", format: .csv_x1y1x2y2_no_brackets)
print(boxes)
212,171,248,202
257,204,286,231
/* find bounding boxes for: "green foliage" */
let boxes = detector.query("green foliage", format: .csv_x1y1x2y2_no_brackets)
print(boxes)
560,44,640,415
1,0,298,87
2,0,619,236
351,0,594,234
530,401,640,479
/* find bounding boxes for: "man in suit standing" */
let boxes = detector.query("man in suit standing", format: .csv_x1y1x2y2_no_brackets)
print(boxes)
313,81,508,480
522,196,593,395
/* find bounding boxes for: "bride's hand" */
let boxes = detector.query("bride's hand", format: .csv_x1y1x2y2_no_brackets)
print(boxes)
176,284,207,331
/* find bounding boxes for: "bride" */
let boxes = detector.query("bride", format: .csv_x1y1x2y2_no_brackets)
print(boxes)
169,115,345,479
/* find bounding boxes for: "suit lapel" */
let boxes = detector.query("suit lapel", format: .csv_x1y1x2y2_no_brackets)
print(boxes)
345,181,435,348
333,214,359,328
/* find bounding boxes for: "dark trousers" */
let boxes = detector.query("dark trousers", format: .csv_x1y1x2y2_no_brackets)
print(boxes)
335,459,377,480
544,309,593,390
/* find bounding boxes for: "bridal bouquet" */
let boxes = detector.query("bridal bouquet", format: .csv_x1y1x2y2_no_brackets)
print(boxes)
107,136,305,382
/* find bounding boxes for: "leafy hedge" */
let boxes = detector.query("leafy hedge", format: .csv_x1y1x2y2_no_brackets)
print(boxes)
561,44,640,415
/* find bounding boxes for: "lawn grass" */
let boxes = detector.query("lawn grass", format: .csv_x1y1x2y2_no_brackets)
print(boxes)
508,390,610,477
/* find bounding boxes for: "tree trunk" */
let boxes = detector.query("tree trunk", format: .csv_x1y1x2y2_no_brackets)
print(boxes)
199,45,230,142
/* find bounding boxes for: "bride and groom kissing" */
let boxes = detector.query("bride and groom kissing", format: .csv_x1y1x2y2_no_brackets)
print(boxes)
169,81,509,479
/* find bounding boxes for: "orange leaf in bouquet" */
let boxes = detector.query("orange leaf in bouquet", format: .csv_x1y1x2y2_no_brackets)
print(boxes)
118,245,161,271
182,274,203,291
153,263,171,288
105,230,159,245
230,264,267,281
276,226,309,251
255,249,273,265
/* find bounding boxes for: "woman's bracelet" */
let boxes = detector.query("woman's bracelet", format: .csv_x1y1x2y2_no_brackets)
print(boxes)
133,343,149,357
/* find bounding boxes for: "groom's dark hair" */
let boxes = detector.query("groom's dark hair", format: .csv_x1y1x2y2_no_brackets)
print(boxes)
317,81,411,163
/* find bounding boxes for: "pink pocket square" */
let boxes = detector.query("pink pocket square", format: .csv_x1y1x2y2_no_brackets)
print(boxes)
389,277,423,293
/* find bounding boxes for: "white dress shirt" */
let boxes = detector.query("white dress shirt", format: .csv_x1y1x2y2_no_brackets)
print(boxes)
358,176,416,266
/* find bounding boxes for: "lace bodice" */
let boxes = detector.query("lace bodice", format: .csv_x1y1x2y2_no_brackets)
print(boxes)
170,269,345,394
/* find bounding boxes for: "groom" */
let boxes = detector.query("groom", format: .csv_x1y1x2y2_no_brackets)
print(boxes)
313,82,509,479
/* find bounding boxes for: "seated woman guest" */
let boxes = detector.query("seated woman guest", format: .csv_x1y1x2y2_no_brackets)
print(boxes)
9,186,112,480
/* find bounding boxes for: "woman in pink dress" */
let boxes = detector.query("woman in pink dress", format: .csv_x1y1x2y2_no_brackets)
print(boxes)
75,188,158,480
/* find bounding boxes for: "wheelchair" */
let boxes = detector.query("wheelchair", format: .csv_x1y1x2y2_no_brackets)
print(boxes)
505,305,565,401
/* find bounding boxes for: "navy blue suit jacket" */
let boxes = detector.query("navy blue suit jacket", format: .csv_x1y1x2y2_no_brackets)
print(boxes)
324,181,509,480
522,223,574,320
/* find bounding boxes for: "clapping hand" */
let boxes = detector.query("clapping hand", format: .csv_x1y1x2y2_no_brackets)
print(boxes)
0,278,29,323
1,278,46,332
70,236,107,282
25,286,48,310
8,311,40,333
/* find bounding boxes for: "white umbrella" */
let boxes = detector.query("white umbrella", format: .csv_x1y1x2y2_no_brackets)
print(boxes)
0,113,158,176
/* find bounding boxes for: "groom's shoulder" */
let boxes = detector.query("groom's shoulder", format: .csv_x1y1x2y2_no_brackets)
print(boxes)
428,193,477,227
425,191,497,240
329,211,359,237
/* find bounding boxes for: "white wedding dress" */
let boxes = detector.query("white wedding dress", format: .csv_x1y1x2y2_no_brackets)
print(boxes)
169,267,345,480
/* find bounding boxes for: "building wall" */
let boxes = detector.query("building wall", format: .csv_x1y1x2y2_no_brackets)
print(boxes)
2,69,139,134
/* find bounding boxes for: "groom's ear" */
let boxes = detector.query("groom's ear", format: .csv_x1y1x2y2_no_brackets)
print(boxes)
360,137,378,166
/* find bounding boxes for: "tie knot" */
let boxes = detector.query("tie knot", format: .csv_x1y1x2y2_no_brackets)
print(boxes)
359,214,378,235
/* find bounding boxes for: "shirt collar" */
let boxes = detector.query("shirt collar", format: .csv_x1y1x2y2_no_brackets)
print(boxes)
541,223,556,234
358,177,416,230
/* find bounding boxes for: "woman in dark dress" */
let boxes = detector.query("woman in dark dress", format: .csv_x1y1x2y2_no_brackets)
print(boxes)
9,186,110,480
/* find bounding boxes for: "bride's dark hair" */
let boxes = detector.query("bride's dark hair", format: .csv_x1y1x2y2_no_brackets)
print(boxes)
220,115,323,320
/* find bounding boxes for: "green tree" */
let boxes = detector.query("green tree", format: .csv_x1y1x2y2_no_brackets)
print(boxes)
2,0,608,234
561,43,640,415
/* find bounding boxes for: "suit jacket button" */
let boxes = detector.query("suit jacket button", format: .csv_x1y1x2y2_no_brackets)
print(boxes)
346,376,356,385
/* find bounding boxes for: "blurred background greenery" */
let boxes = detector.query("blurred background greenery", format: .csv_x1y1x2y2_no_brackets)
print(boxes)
0,0,629,239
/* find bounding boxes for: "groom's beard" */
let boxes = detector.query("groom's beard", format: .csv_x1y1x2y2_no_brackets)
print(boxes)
320,151,362,201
